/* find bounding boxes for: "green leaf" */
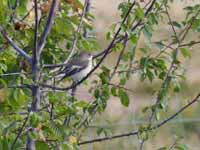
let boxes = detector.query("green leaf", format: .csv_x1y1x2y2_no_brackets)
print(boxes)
146,69,154,82
159,72,166,80
16,0,28,16
192,19,200,32
173,82,181,93
0,63,7,72
113,43,124,52
96,127,104,135
111,86,117,96
0,137,9,150
175,144,189,150
143,25,153,40
61,142,73,150
29,131,37,139
94,89,100,99
138,126,149,141
101,85,110,101
119,77,126,85
118,2,130,18
99,66,110,85
118,89,129,107
49,121,64,138
2,121,18,135
3,139,10,150
157,147,167,150
29,112,40,128
99,73,109,84
0,79,7,87
155,111,160,120
54,17,73,36
135,7,144,20
0,0,7,24
148,13,158,25
170,21,182,28
106,31,113,40
180,48,191,58
9,89,26,108
154,41,165,50
74,101,88,108
35,141,49,150
48,92,57,103
96,127,112,136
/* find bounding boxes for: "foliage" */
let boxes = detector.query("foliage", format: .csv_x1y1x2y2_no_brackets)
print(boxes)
0,0,200,149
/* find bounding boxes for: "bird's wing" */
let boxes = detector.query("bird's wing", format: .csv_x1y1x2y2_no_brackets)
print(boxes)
56,59,88,80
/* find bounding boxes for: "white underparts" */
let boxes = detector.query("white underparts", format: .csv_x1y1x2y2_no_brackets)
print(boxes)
72,57,93,82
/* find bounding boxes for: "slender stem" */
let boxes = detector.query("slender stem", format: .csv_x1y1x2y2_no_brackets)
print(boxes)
11,113,30,149
78,93,200,145
27,0,40,149
38,0,59,55
0,26,32,61
83,0,91,38
0,72,26,76
109,36,128,79
63,0,90,64
41,1,136,91
93,0,156,59
26,1,59,149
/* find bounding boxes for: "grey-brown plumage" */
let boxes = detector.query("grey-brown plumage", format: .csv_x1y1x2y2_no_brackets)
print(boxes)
56,52,93,82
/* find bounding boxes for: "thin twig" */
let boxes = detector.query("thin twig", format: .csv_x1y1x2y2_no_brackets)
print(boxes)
43,63,69,68
78,93,200,145
0,72,26,76
8,0,19,10
0,26,32,61
0,112,28,116
0,84,32,89
93,0,156,59
108,83,134,93
44,0,90,71
11,113,30,149
20,6,35,22
33,0,39,59
40,1,136,91
139,5,197,149
38,0,59,55
83,0,91,38
180,41,200,47
109,36,128,79
148,2,181,125
63,0,90,64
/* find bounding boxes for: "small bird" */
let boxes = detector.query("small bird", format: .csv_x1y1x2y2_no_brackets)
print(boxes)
56,51,93,83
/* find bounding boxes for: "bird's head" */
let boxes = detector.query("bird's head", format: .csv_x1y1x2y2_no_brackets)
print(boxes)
79,51,93,61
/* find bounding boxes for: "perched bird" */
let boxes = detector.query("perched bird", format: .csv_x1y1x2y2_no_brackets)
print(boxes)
56,51,93,83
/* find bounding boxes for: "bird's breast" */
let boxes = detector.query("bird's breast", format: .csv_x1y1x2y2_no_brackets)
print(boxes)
71,60,92,82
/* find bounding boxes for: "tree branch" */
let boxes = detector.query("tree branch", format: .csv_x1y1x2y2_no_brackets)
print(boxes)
11,113,30,149
63,0,90,64
33,0,39,64
0,84,32,89
41,0,136,91
93,0,156,59
43,63,69,68
78,93,200,145
0,72,26,76
109,36,128,79
0,26,32,62
179,41,200,47
43,0,90,70
37,0,59,55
